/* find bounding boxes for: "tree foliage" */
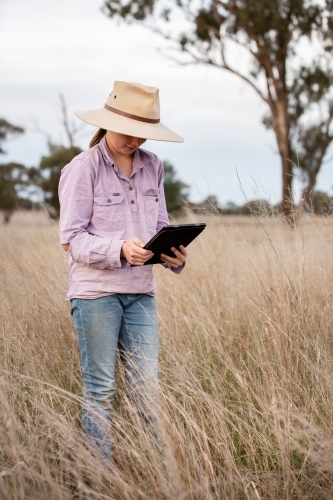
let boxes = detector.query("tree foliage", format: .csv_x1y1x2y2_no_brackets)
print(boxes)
307,190,333,215
0,162,28,223
32,95,83,218
103,0,333,218
0,118,27,223
163,160,189,213
0,98,83,223
36,145,82,218
0,118,24,155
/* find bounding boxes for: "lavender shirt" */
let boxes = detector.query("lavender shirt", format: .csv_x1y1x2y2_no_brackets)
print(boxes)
59,136,183,300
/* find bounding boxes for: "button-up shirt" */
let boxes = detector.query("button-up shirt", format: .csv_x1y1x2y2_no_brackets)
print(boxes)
59,136,183,300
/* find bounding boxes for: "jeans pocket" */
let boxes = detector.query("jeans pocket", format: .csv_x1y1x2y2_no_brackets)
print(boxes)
70,298,79,317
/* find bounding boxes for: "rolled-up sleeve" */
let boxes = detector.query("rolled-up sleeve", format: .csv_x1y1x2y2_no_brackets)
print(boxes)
59,157,125,269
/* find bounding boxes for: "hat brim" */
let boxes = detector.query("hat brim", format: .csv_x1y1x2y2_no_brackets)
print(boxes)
74,108,184,143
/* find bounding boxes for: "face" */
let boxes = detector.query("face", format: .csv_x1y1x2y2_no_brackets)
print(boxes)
106,131,146,157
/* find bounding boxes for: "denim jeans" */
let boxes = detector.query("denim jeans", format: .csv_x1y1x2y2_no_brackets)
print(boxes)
70,294,159,458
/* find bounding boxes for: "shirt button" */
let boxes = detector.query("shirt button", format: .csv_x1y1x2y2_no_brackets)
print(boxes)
129,186,133,191
156,198,159,202
131,200,135,204
107,198,112,203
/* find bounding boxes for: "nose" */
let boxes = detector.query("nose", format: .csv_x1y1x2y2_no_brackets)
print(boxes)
130,137,143,147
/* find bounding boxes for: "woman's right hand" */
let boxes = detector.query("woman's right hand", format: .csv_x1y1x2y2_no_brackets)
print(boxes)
121,237,153,265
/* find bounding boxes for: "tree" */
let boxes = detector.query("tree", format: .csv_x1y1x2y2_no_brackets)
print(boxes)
222,200,239,214
103,0,333,219
0,162,28,223
0,118,24,154
163,160,189,213
36,144,82,218
237,198,273,215
188,194,222,213
32,95,83,218
307,190,333,214
0,119,26,223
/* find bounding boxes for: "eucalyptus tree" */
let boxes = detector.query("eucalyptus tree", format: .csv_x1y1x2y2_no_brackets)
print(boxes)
103,0,333,217
0,118,24,155
0,162,28,223
36,144,82,218
0,119,26,223
163,160,189,213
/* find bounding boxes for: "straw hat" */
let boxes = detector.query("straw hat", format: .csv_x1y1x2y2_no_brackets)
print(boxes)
75,81,184,143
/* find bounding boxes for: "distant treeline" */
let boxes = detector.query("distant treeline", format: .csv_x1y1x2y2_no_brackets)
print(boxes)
187,192,333,216
20,190,333,218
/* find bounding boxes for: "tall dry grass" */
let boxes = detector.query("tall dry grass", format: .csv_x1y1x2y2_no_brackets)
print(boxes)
1,210,333,499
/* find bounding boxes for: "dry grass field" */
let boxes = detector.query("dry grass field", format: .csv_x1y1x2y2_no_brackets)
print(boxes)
1,210,333,499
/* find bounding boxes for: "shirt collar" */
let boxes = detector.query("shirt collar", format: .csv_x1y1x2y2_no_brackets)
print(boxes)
98,135,150,175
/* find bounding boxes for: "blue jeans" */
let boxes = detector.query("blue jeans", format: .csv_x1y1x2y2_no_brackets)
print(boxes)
70,294,159,458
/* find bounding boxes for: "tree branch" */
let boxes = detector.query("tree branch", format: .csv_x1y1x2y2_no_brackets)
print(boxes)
219,43,268,102
59,94,75,148
301,118,333,202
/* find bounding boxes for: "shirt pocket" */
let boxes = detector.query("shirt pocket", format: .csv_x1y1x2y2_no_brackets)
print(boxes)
143,189,160,230
92,194,126,232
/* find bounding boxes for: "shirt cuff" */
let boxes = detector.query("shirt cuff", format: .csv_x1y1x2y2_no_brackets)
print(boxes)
162,262,185,274
106,239,126,268
120,258,131,269
172,262,185,274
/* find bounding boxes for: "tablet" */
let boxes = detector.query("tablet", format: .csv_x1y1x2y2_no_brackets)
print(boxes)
141,223,206,265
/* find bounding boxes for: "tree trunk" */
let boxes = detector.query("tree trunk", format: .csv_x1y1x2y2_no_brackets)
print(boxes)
270,98,293,220
2,210,13,224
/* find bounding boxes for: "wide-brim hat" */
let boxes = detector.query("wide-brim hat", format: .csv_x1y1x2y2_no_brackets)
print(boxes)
74,81,184,143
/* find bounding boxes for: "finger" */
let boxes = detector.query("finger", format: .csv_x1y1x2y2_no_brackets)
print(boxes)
161,251,181,262
131,256,152,265
131,237,145,248
160,256,181,268
170,246,188,258
170,247,186,262
160,254,184,267
140,254,154,262
131,245,153,257
178,245,188,256
132,254,153,265
170,246,185,258
134,250,154,261
129,255,147,265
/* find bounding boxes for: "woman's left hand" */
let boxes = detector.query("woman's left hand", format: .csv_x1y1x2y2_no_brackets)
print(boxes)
160,245,188,268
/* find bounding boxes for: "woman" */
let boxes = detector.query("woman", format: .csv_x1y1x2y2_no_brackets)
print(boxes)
58,80,187,458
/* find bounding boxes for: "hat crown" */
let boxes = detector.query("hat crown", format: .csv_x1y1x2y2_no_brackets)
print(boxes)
106,81,160,120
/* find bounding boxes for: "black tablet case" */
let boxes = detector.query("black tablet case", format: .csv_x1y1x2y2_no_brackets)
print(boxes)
142,223,206,265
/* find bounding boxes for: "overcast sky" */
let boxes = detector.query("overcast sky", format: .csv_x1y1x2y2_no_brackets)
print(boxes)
1,0,332,205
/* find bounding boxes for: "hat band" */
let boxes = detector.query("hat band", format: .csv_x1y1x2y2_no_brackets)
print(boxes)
104,103,160,124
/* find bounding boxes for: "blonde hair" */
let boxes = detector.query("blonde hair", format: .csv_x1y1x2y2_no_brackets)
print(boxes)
89,128,107,148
